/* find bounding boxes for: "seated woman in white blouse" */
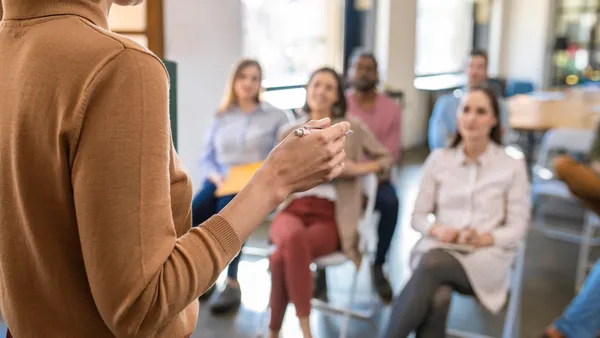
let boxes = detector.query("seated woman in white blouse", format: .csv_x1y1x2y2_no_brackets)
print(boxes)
384,86,531,338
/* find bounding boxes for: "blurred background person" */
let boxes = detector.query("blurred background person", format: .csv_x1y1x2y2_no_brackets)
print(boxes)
542,258,600,338
192,58,291,314
553,120,600,217
428,50,511,150
344,49,401,303
268,67,393,338
542,121,600,338
385,87,530,338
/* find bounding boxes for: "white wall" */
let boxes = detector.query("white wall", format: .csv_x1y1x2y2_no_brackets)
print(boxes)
498,0,554,88
164,0,242,190
375,0,428,149
487,0,509,77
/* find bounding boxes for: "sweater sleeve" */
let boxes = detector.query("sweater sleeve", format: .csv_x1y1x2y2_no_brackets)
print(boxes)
71,49,241,337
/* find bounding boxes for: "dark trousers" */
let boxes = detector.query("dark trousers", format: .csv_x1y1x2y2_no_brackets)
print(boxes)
374,181,399,265
384,249,474,338
191,179,241,280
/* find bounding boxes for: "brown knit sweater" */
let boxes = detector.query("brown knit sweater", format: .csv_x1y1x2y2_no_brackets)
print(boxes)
0,0,241,336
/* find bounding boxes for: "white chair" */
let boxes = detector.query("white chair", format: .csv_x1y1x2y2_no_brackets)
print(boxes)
360,171,381,256
362,166,400,256
244,173,381,338
532,128,595,243
576,211,600,291
447,241,527,338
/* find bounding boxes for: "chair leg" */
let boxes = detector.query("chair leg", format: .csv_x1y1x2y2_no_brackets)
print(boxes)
502,247,525,338
502,290,520,338
338,266,360,338
257,256,271,338
576,212,594,291
513,312,520,338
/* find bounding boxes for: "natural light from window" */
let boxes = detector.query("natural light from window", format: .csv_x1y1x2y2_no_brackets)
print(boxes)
241,0,343,88
415,0,474,76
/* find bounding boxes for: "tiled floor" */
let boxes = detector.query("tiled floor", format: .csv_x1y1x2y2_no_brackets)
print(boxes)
2,147,596,337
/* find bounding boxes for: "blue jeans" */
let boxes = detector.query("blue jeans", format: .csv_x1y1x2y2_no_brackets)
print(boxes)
191,179,242,280
374,181,399,266
554,258,600,338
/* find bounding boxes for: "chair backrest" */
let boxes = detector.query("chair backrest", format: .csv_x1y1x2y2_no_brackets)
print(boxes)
359,173,379,252
536,128,595,170
505,79,535,97
361,173,378,221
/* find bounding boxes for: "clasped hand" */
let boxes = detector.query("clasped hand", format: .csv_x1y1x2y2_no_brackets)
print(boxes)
258,118,350,202
429,225,494,248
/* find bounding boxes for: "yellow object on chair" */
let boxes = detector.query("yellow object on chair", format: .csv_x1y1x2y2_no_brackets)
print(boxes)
215,161,264,197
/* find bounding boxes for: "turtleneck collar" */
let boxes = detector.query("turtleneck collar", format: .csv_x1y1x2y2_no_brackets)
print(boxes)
1,0,111,30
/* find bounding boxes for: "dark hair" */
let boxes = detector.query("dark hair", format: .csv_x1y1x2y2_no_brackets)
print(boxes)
348,48,378,72
449,85,502,148
303,67,347,118
469,49,489,67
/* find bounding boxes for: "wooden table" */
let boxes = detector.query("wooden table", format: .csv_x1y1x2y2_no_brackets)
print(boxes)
508,88,600,132
507,87,600,166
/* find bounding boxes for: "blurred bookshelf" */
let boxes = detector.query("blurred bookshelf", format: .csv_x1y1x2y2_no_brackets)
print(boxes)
551,0,600,86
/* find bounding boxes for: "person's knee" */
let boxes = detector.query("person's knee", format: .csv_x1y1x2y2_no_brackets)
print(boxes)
279,227,309,251
270,249,283,262
269,250,284,272
418,249,450,274
432,285,453,311
554,155,576,179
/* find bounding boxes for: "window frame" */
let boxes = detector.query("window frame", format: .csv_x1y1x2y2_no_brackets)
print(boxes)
110,0,164,58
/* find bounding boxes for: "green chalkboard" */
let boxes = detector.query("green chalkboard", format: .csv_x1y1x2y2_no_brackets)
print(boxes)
162,59,178,151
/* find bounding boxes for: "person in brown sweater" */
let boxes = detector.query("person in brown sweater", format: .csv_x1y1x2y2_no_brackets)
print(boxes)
0,0,350,337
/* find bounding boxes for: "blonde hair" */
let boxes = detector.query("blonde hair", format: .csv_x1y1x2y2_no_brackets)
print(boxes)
217,58,262,114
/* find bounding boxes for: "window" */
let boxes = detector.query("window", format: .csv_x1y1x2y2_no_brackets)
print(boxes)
550,0,600,86
108,0,164,58
241,0,344,88
415,0,474,76
473,0,492,51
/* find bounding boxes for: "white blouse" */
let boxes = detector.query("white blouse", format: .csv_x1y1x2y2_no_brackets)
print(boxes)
410,142,531,313
294,184,336,202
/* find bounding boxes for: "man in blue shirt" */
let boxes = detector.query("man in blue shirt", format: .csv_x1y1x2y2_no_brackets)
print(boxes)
428,50,511,149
